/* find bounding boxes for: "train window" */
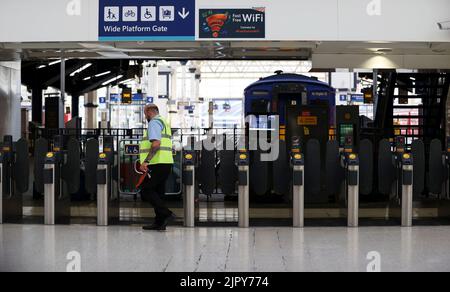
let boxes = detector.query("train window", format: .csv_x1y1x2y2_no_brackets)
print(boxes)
252,90,270,96
248,115,278,131
251,99,270,113
310,99,329,106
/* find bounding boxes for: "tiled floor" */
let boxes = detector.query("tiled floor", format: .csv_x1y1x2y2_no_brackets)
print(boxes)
1,224,450,272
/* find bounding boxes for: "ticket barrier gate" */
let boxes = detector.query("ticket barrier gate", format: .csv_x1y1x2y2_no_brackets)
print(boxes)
393,137,414,227
378,137,414,227
424,138,450,200
343,138,360,226
446,139,450,199
291,147,305,228
393,137,406,202
42,136,80,225
0,136,29,223
341,151,360,227
400,154,413,227
183,151,195,227
237,150,249,228
96,137,120,226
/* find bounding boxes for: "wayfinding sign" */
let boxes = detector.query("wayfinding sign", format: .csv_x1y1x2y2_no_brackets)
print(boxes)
99,0,195,41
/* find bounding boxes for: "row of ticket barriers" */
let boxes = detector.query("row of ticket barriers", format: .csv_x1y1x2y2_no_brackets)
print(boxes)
0,134,446,228
0,135,119,226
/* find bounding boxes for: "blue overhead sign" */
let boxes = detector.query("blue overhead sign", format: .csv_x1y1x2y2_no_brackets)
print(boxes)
110,94,120,102
106,93,152,103
99,0,195,41
351,94,364,103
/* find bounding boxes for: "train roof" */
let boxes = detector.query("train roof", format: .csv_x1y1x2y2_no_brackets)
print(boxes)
245,73,333,92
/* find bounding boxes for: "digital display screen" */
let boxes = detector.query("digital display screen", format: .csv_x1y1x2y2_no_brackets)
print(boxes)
122,88,132,104
339,124,354,147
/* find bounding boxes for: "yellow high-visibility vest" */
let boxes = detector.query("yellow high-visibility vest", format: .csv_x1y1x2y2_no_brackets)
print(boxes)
140,117,174,165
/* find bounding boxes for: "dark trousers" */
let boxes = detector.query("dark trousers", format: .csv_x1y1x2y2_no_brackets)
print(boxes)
141,164,173,224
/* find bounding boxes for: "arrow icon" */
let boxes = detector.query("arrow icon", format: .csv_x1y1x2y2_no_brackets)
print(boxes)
178,7,190,19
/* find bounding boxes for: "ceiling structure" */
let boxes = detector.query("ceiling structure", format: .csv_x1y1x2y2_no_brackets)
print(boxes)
9,40,450,97
15,40,450,95
1,41,450,61
21,59,141,96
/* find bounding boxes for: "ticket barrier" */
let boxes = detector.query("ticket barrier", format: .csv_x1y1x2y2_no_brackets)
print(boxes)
0,136,29,223
446,138,450,199
378,137,413,227
291,145,305,228
96,137,120,226
335,137,359,227
425,138,450,200
183,151,195,227
237,150,250,228
42,136,80,225
394,137,414,227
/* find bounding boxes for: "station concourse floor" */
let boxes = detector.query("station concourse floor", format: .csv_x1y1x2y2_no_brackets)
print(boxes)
1,224,450,272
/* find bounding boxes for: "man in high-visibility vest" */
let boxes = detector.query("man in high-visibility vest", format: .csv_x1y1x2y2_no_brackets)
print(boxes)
140,104,175,231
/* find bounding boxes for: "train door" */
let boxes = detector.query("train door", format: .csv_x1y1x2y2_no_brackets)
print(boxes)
285,98,329,152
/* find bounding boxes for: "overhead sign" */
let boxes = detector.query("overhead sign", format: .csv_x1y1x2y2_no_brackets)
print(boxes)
350,94,364,103
199,8,266,39
99,0,195,41
107,93,152,103
110,93,120,102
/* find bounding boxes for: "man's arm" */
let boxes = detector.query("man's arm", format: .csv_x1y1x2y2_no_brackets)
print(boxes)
144,140,161,163
140,119,163,171
140,140,161,172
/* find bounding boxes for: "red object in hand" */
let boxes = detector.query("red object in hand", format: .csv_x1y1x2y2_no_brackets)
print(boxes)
136,172,148,189
134,160,150,189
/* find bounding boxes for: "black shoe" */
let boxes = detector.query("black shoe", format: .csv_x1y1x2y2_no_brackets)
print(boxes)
142,224,162,231
159,213,176,230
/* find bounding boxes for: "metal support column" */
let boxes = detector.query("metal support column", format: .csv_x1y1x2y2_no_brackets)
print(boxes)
31,86,43,124
59,52,66,128
372,69,378,119
71,94,79,118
